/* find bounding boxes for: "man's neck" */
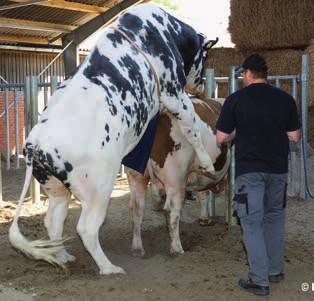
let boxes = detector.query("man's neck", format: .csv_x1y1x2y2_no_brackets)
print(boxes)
249,79,267,85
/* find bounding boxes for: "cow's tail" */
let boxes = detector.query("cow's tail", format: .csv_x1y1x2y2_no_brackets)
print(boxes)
9,147,67,269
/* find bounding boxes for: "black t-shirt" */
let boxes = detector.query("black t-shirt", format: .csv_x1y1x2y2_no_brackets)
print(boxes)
216,83,300,177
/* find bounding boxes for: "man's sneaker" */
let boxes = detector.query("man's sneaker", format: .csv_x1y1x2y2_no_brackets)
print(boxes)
238,278,270,296
269,272,284,283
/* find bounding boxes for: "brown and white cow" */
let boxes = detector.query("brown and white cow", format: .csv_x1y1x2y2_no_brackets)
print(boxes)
126,97,230,256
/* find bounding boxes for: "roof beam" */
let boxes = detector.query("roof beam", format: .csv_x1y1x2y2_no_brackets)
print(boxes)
0,17,77,33
10,0,109,13
0,33,50,44
62,0,145,76
62,0,145,45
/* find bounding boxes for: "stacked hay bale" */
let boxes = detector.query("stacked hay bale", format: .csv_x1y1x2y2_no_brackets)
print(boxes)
228,0,313,50
206,0,314,105
206,48,303,99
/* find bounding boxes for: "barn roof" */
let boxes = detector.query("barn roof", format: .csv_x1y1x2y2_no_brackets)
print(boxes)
0,0,147,48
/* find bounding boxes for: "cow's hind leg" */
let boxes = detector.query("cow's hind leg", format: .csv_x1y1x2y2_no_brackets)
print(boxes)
74,167,125,275
166,187,185,255
43,177,75,263
161,93,215,173
127,169,149,257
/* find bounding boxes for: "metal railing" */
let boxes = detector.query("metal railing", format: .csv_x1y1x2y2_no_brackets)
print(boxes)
0,76,58,203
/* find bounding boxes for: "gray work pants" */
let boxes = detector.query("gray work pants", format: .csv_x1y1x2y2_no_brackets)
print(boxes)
233,172,287,286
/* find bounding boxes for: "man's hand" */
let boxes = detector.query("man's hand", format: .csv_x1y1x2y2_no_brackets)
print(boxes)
287,129,300,142
216,130,236,144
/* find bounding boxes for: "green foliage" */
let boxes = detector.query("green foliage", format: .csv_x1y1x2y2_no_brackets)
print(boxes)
152,0,179,11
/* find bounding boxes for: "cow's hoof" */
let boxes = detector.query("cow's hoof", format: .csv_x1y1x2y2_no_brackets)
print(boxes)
199,218,215,227
132,248,145,257
56,250,76,263
170,246,184,256
100,265,126,275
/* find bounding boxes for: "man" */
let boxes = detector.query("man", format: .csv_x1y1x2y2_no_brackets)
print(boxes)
216,53,300,296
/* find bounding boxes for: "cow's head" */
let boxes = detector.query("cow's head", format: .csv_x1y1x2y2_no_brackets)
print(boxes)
185,35,218,94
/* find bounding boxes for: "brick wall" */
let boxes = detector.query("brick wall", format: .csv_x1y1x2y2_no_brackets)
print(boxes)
0,91,25,156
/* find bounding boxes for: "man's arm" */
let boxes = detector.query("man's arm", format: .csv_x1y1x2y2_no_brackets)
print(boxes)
216,130,236,144
287,129,301,142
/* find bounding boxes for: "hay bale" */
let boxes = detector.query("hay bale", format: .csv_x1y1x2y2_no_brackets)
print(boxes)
205,47,303,98
306,39,314,107
229,0,314,50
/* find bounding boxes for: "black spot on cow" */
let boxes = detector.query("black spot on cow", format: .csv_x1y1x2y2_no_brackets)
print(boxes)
54,148,59,154
83,86,87,90
57,84,66,90
105,124,109,133
32,148,74,187
83,48,138,115
183,104,187,110
64,161,73,172
172,112,181,120
124,105,132,116
46,153,54,169
41,118,48,123
65,182,70,188
166,82,178,97
152,13,164,25
102,141,105,147
119,13,143,33
109,86,116,92
32,160,50,185
106,136,110,142
107,32,124,47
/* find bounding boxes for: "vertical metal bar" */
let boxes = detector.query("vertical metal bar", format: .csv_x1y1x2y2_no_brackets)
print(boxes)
214,83,218,98
207,191,215,217
288,78,298,197
43,85,48,107
204,68,215,99
226,66,238,227
24,77,31,138
300,54,309,200
50,75,58,96
292,78,297,100
14,89,20,168
275,78,280,88
4,88,10,170
30,76,40,204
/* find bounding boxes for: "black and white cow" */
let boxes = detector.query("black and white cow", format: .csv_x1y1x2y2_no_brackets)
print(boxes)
9,3,218,275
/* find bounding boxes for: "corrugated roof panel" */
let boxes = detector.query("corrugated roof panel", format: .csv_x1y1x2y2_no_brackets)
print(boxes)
1,1,90,26
0,28,54,39
67,0,109,5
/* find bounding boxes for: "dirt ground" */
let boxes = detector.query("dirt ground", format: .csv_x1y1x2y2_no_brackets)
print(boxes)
1,159,314,301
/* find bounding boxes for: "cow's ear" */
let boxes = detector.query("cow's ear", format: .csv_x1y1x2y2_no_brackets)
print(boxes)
205,37,219,49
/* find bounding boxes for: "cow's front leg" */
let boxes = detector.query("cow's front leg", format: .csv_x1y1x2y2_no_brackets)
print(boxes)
161,93,215,174
167,188,185,255
196,190,214,226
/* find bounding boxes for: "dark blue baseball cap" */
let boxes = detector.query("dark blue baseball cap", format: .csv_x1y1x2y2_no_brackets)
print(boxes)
235,53,268,76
